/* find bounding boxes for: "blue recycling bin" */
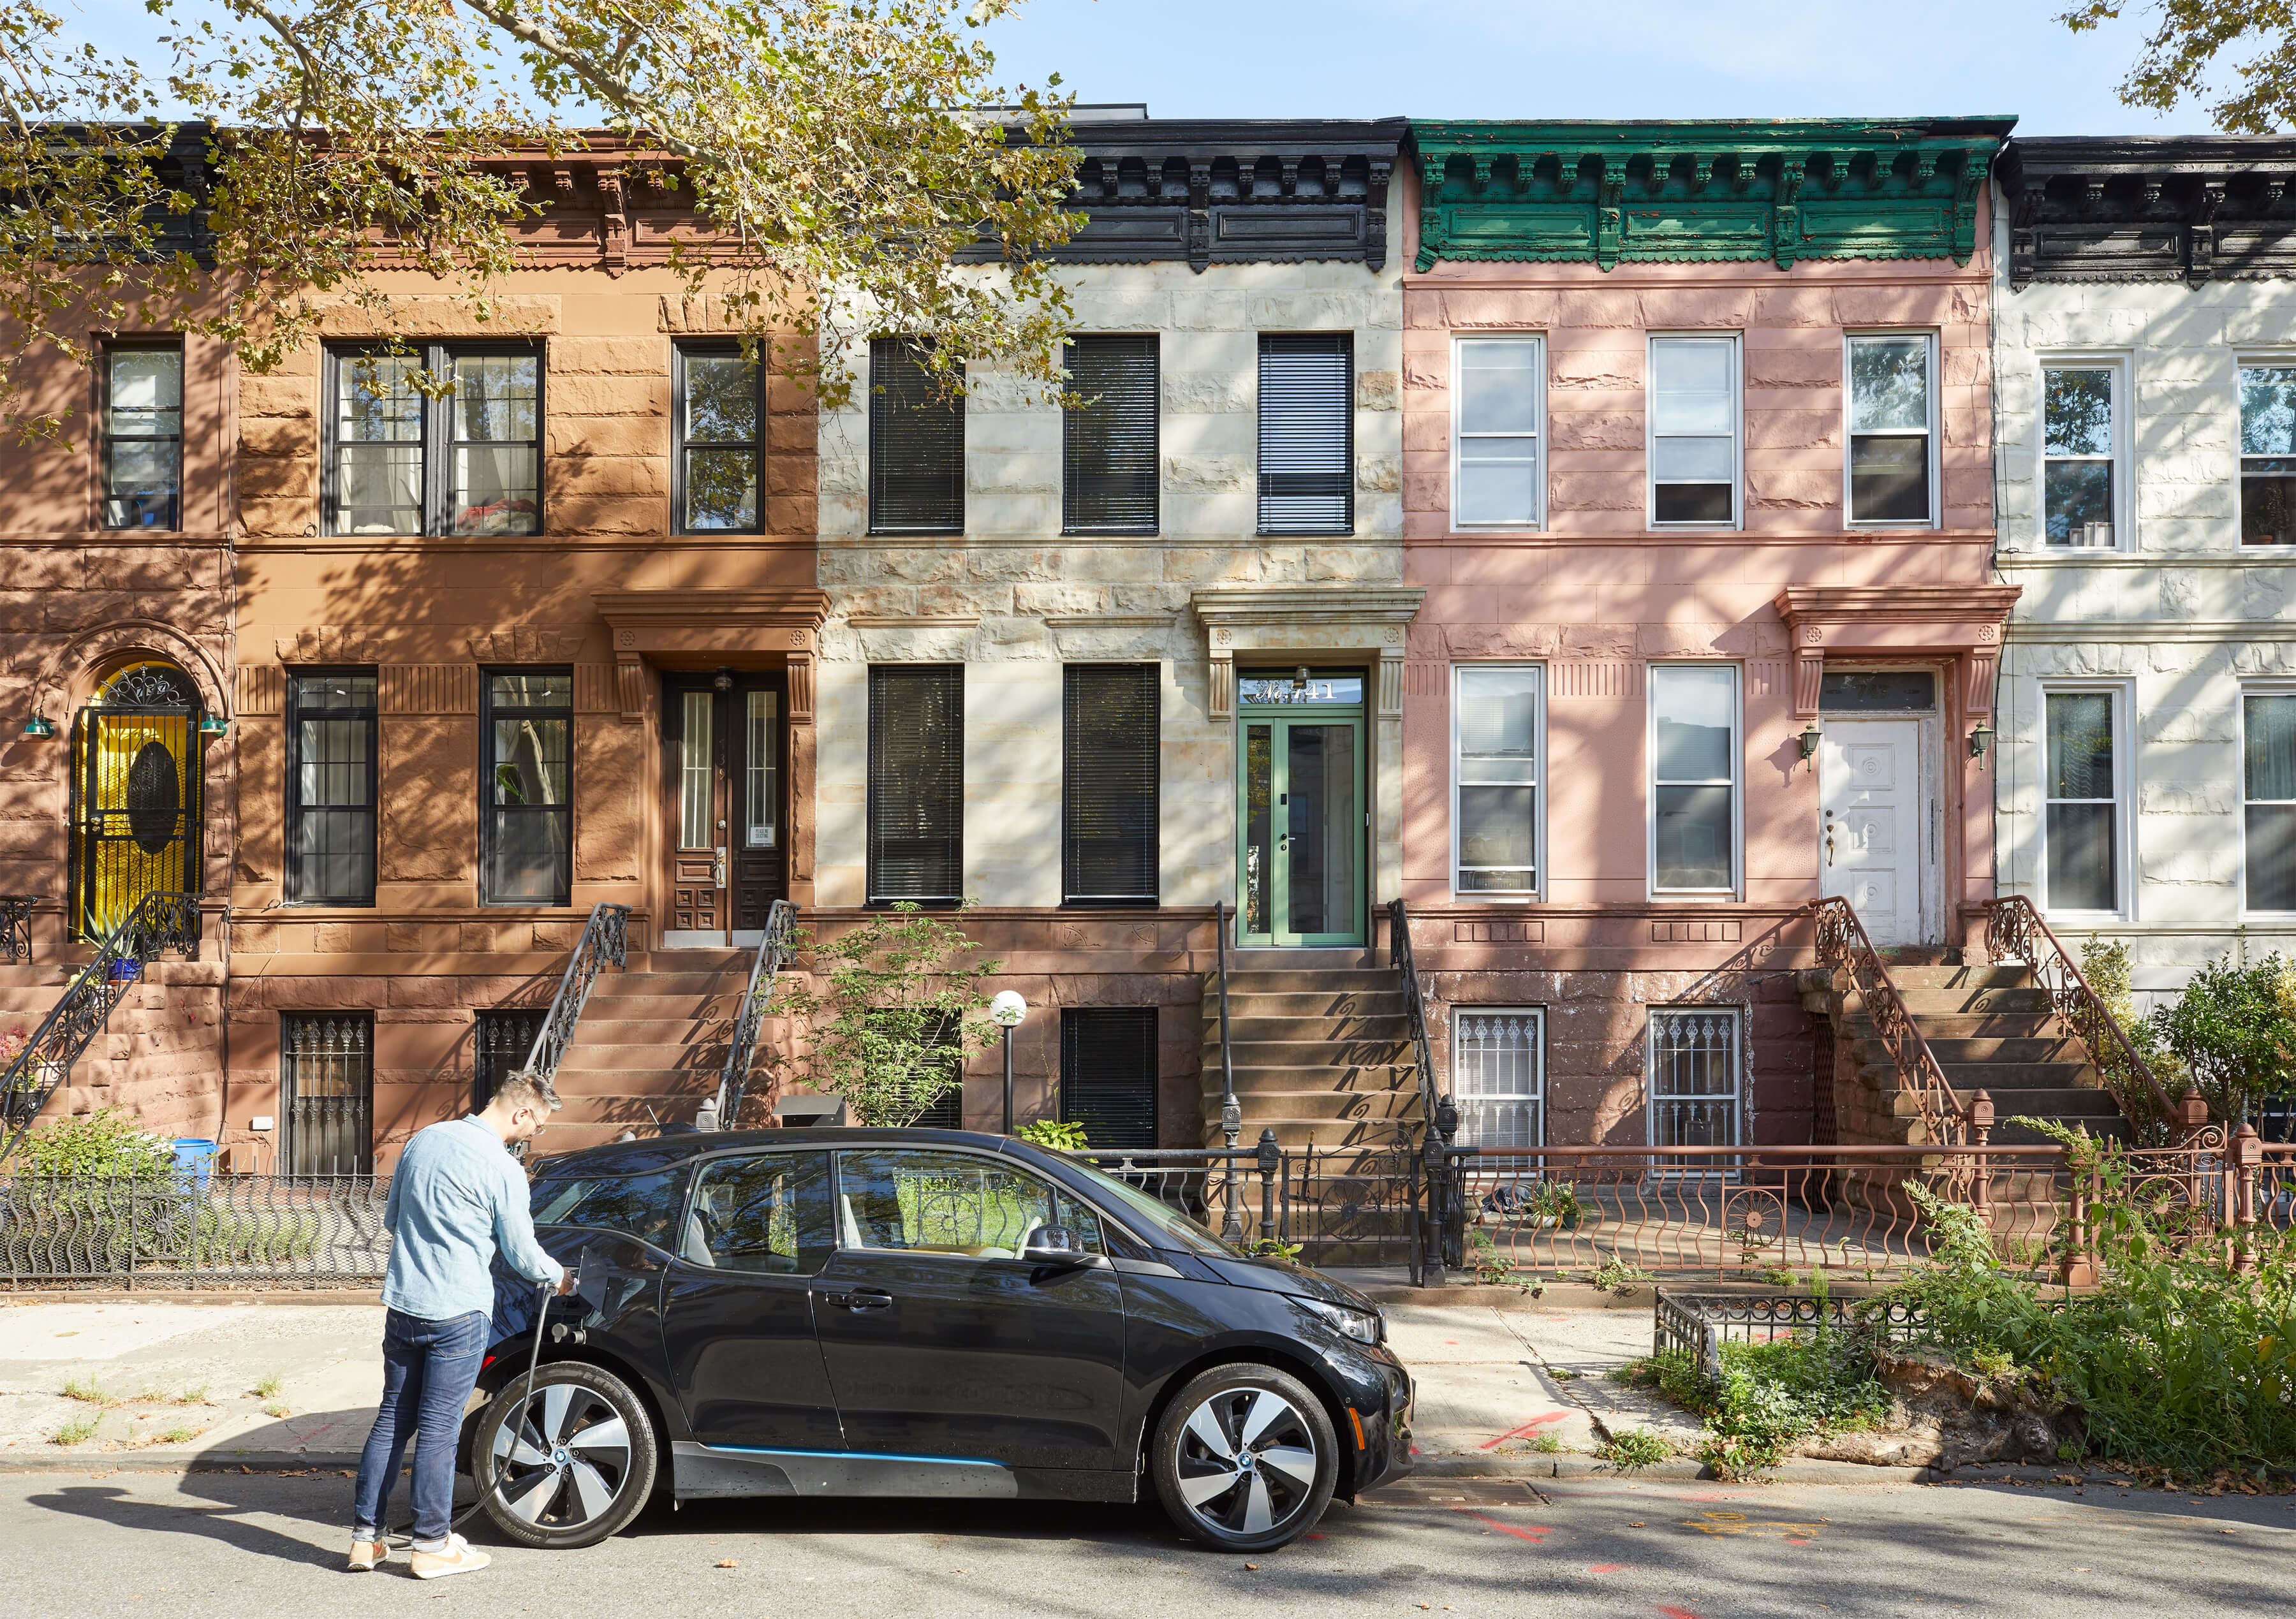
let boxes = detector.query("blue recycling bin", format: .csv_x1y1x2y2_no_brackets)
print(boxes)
172,1138,218,1191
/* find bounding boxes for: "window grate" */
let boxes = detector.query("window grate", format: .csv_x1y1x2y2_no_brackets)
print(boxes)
1063,336,1159,534
1063,664,1159,905
283,1013,374,1176
1453,1009,1543,1150
1258,333,1353,534
867,666,964,904
1062,1007,1158,1150
475,1008,547,1111
869,338,964,534
1649,1009,1738,1150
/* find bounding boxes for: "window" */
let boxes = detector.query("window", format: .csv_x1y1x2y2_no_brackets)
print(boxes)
1846,334,1935,525
683,1152,834,1273
2042,364,2118,546
1063,664,1158,905
1258,333,1353,534
101,346,182,529
532,1166,689,1253
2246,693,2296,912
834,1150,1104,1256
285,670,378,905
325,344,541,536
867,665,962,904
1453,1009,1543,1149
1648,335,1739,527
744,689,780,851
2239,365,2296,546
1650,665,1739,894
675,344,763,533
1063,335,1158,534
1453,336,1544,527
1649,1009,1739,1148
482,670,573,906
282,1013,372,1176
868,337,964,534
1061,1007,1158,1151
1453,666,1542,895
1819,670,1936,712
473,1007,545,1111
678,689,714,851
2045,691,2119,912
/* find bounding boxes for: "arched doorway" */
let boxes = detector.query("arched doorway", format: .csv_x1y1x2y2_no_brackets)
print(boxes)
71,660,203,939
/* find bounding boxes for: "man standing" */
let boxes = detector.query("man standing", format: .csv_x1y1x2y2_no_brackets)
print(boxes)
349,1070,573,1578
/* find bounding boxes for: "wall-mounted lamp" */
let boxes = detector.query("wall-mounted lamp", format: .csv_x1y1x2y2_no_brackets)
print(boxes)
1968,719,1995,765
1292,665,1310,692
20,714,55,739
1797,722,1822,772
712,667,735,694
197,715,230,738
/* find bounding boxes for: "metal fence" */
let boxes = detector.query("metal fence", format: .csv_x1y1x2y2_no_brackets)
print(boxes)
1652,1287,1928,1382
1074,1145,1291,1249
0,1174,389,1288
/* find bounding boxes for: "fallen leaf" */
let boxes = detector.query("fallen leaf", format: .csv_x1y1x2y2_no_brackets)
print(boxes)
1628,1521,1644,1527
1244,1564,1261,1571
716,1560,737,1569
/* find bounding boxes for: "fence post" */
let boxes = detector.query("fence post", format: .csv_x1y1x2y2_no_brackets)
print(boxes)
1435,1095,1464,1273
1256,1127,1279,1249
2178,1087,2209,1144
1967,1090,1994,1232
2231,1122,2263,1276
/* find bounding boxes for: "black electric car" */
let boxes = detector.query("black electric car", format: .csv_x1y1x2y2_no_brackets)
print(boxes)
466,1129,1412,1554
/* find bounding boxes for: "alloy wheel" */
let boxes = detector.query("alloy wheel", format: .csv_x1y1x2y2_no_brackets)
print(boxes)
488,1381,634,1530
1170,1386,1321,1537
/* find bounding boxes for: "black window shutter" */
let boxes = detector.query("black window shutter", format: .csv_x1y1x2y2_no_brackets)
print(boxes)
867,665,963,902
1258,333,1353,535
1063,335,1159,534
1063,664,1158,905
869,337,965,533
1061,1007,1158,1150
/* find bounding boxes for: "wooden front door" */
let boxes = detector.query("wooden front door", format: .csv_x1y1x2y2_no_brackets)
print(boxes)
663,675,788,948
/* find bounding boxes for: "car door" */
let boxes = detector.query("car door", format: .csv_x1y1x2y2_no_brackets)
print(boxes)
658,1148,844,1452
812,1147,1128,1470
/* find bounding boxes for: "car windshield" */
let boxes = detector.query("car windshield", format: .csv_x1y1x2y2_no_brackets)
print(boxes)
1066,1161,1246,1259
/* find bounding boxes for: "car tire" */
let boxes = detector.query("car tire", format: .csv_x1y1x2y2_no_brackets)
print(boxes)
1150,1363,1339,1553
470,1360,658,1549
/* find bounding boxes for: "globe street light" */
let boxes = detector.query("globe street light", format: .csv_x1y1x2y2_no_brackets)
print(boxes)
989,990,1027,1134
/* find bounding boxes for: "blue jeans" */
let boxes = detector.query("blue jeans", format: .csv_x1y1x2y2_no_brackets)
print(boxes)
352,1308,489,1544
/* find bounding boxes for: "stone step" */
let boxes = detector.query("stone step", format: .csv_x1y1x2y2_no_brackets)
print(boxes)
1893,987,2054,1015
558,1043,733,1071
1208,969,1399,993
589,971,748,998
1936,1061,2097,1090
1203,1064,1419,1095
570,993,745,1021
1205,1013,1413,1044
1882,965,2031,989
1223,1039,1415,1067
1895,1012,2057,1039
567,1017,737,1046
1204,1118,1418,1150
1918,1037,2079,1064
550,1068,727,1098
1201,990,1405,1020
1203,1090,1422,1122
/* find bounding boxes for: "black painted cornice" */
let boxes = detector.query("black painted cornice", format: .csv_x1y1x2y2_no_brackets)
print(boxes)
1999,135,2296,288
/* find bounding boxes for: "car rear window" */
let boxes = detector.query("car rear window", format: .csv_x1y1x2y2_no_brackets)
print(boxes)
531,1168,687,1251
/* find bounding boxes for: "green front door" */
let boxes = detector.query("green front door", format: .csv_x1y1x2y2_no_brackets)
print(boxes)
1237,671,1367,948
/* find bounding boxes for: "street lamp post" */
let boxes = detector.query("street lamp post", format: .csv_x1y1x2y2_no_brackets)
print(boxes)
989,990,1027,1134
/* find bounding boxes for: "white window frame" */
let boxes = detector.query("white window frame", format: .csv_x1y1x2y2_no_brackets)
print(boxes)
2036,355,2130,552
2038,681,2131,921
1451,333,1546,530
2235,355,2296,549
1645,332,1742,531
1647,662,1744,900
2240,683,2296,918
1843,331,1940,530
1451,663,1544,900
1645,1006,1742,1156
1450,1006,1545,1153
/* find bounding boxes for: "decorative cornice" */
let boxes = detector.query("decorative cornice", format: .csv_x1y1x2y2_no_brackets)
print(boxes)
1774,584,2022,720
1410,118,2013,273
1190,586,1427,628
2000,136,2296,289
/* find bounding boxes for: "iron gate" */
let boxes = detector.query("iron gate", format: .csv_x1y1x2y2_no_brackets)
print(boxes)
71,663,202,940
283,1015,374,1175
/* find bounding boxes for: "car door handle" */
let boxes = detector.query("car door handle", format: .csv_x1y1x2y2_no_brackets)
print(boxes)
820,1289,894,1312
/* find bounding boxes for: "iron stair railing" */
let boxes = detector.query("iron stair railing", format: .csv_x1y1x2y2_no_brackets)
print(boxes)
0,896,36,964
519,903,632,1101
1214,900,1242,1241
1810,897,1966,1148
0,890,202,1159
1388,897,1452,1285
716,898,800,1130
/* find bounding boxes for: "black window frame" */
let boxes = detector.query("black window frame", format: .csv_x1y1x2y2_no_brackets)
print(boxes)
867,337,965,536
1062,334,1159,535
672,340,767,536
1063,663,1159,907
1257,332,1354,536
321,341,546,538
866,664,964,906
480,667,575,908
1061,1006,1158,1151
284,667,379,906
99,342,184,531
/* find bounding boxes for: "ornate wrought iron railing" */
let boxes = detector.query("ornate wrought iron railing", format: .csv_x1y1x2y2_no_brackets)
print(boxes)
0,890,202,1160
1982,895,2180,1136
1077,1141,1289,1250
716,898,800,1129
0,1172,389,1288
519,903,631,1099
1810,897,1965,1148
0,896,35,964
1387,897,1450,1284
1212,900,1242,1240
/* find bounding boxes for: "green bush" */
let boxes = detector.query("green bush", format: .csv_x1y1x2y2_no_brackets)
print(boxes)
7,1108,173,1176
2141,943,2296,1125
1015,1119,1087,1151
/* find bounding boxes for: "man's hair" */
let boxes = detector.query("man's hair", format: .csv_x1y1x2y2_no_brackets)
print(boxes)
491,1068,562,1115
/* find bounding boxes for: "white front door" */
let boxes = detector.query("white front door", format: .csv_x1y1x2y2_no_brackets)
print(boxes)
1820,719,1926,947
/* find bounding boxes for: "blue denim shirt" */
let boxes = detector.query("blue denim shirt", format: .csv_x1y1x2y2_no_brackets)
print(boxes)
381,1115,564,1322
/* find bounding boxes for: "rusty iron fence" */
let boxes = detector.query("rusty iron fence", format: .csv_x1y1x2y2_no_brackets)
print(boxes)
0,1173,389,1288
1810,897,1966,1148
1982,896,2181,1138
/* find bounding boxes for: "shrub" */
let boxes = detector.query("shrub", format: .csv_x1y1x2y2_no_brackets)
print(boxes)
1600,1427,1670,1470
8,1108,173,1177
1015,1119,1087,1151
2142,943,2296,1125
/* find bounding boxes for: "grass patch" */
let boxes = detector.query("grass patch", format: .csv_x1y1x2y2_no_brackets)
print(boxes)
251,1372,284,1400
1527,1433,1564,1454
1600,1427,1670,1470
263,1402,290,1419
1587,1260,1657,1296
51,1413,98,1447
59,1377,109,1405
153,1422,201,1446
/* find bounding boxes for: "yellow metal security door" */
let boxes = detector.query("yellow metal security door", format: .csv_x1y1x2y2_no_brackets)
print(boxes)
73,663,201,939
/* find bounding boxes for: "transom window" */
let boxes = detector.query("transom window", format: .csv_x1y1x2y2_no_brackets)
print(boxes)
325,344,541,536
1454,666,1542,895
2042,364,2117,547
1648,335,1739,527
101,346,182,530
1453,336,1544,527
2239,365,2296,547
1846,334,1935,525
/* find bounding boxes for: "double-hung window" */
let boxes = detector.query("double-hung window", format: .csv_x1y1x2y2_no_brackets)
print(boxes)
1650,664,1740,895
1063,335,1158,534
1063,664,1158,906
1453,336,1544,527
482,670,573,907
1453,1008,1543,1150
1258,333,1353,534
1648,335,1739,527
1846,334,1936,525
868,337,964,534
2246,692,2296,912
2239,365,2296,546
285,670,378,905
325,344,542,536
2042,363,2119,546
867,665,963,904
2044,690,2119,914
1649,1008,1739,1149
1454,666,1542,895
101,346,182,529
675,344,764,533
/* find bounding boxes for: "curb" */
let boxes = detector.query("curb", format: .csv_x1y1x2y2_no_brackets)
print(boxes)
0,1450,364,1474
1408,1454,2116,1487
0,1291,383,1307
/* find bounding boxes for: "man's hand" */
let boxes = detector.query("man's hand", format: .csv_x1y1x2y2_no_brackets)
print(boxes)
555,1270,578,1296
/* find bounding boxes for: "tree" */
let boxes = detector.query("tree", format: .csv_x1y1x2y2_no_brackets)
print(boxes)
0,0,1076,439
2062,0,2296,131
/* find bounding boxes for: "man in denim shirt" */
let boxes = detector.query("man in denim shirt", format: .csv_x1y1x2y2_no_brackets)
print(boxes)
350,1070,571,1578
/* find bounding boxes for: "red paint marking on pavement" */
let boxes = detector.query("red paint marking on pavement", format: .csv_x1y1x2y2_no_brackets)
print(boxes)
1480,1410,1569,1449
1449,1507,1552,1544
1588,1564,1629,1574
1784,1537,1813,1546
1658,1607,1704,1619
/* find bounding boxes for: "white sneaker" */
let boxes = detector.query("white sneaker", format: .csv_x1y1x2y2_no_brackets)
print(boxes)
410,1534,491,1579
347,1537,387,1572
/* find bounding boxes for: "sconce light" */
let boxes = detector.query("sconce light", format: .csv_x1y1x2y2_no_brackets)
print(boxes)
1292,664,1309,692
1797,722,1822,772
197,715,230,738
20,714,56,740
1968,719,1995,764
712,667,735,693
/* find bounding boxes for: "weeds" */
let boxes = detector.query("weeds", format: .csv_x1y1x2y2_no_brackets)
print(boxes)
252,1372,284,1400
1600,1428,1670,1470
59,1377,108,1405
1527,1433,1564,1454
1588,1259,1657,1296
154,1423,200,1446
1469,1227,1519,1287
263,1402,290,1419
51,1413,98,1446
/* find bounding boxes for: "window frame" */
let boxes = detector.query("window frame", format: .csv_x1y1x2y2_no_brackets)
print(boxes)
1061,662,1160,907
867,336,966,536
1256,331,1355,538
1061,333,1160,536
283,666,379,907
1450,1006,1546,1152
2036,355,2129,551
1450,333,1547,531
2038,681,2130,920
672,341,766,536
1843,330,1940,530
1647,662,1744,900
2241,684,2296,917
2236,356,2296,548
321,341,547,538
1645,332,1742,531
98,342,184,532
479,666,575,909
1060,1006,1159,1152
1645,1005,1742,1154
865,663,964,907
1451,663,1545,900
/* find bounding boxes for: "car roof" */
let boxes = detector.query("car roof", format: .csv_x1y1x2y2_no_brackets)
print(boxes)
530,1127,1036,1178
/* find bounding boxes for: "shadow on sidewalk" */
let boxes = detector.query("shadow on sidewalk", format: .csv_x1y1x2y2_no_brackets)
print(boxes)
25,1474,352,1571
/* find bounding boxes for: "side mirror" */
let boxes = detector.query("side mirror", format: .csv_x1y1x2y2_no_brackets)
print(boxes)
1021,1224,1090,1266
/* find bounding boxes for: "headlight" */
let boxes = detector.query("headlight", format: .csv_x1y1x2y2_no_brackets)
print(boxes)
1299,1296,1383,1345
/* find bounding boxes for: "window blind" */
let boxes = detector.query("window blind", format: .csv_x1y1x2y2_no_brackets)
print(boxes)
867,665,964,902
1061,1007,1158,1150
1063,664,1159,905
869,337,965,533
1258,333,1353,534
1063,335,1159,534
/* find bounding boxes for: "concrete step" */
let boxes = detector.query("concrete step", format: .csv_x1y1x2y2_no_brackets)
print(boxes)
1207,1013,1413,1043
1209,969,1398,993
1223,1039,1415,1066
1204,1064,1419,1095
589,972,747,998
1936,1061,2096,1090
1894,987,2054,1015
1202,990,1404,1020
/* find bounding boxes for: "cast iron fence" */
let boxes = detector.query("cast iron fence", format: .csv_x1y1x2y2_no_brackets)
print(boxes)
0,1173,389,1288
1075,1136,1290,1250
521,902,631,1095
1653,1287,1929,1381
1810,897,1964,1148
0,895,34,964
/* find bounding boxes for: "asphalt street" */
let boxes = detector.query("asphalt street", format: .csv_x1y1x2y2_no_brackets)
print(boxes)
0,1469,2288,1618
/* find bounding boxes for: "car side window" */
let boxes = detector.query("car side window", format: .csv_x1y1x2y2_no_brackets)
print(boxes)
834,1150,1104,1258
530,1168,688,1252
683,1151,835,1276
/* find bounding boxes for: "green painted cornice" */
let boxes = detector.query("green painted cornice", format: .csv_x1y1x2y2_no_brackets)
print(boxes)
1409,118,2017,272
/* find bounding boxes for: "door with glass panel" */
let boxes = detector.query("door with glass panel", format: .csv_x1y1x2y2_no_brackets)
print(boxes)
663,675,786,948
1236,671,1366,948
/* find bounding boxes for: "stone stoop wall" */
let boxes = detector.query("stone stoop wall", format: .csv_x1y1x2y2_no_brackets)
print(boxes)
1820,984,1923,1148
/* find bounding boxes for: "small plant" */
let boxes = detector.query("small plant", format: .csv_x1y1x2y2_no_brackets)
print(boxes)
1469,1227,1520,1287
1248,1237,1307,1265
52,1413,98,1447
1015,1119,1087,1151
1550,1368,1580,1381
1969,1346,2015,1380
61,1377,109,1406
251,1372,284,1400
8,1106,173,1176
156,1422,200,1445
180,1384,210,1405
263,1402,290,1419
1601,1427,1670,1470
1527,1433,1564,1454
2056,1439,2084,1465
1588,1259,1657,1296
